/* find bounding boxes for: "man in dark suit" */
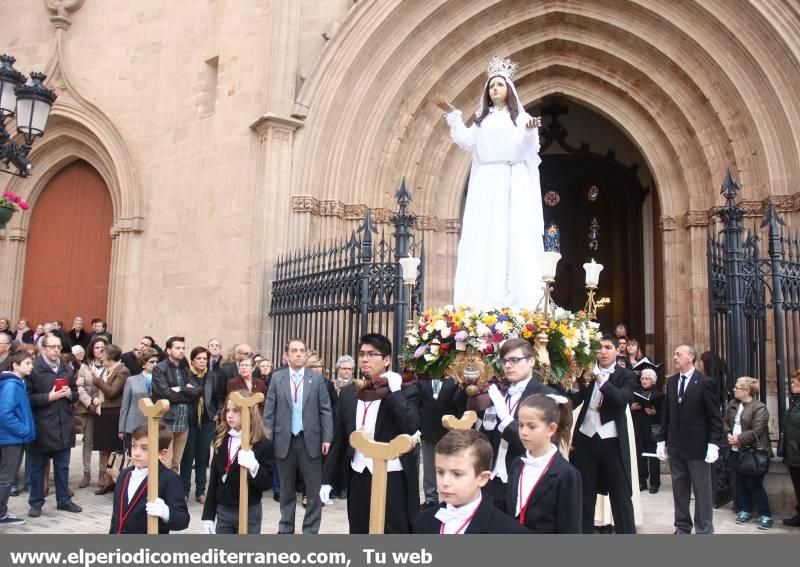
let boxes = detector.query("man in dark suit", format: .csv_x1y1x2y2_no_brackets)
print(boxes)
219,343,253,382
418,377,463,506
481,338,558,501
569,333,638,534
321,333,420,533
121,336,155,377
655,344,723,534
264,338,332,534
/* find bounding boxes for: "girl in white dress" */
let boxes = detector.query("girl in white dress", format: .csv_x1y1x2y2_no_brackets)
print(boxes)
434,57,545,309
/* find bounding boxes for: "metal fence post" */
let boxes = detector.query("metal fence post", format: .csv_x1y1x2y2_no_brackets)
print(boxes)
392,178,416,368
765,204,789,436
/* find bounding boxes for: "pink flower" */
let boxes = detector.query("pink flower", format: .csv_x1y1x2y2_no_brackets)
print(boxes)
454,330,468,342
414,345,426,358
17,199,29,211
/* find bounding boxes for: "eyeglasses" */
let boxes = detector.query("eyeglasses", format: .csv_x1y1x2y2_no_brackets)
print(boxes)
44,344,62,350
146,359,159,365
339,367,355,371
501,356,530,366
358,351,384,359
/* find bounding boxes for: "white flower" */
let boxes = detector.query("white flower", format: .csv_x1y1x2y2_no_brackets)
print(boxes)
476,323,490,337
440,326,451,339
422,331,430,340
424,353,437,362
433,319,447,332
407,335,420,346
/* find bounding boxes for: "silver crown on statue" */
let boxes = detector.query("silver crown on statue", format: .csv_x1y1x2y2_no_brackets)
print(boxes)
486,56,518,82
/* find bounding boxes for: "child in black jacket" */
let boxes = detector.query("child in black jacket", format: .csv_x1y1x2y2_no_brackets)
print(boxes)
202,390,275,534
109,424,190,534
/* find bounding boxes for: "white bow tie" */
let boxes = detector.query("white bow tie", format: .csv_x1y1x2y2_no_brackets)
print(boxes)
593,364,614,377
130,467,148,481
435,499,480,525
507,382,526,397
520,447,557,468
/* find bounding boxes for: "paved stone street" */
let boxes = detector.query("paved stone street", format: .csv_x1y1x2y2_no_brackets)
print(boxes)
1,436,796,535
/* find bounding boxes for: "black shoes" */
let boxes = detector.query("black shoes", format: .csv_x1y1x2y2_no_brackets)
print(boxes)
94,483,115,496
27,507,41,518
273,492,280,502
784,515,800,527
57,502,82,513
649,486,660,494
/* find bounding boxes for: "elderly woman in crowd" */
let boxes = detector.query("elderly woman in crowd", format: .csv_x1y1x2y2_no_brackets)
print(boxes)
118,347,159,453
92,344,130,495
783,370,800,527
226,356,266,415
724,376,773,530
76,335,108,489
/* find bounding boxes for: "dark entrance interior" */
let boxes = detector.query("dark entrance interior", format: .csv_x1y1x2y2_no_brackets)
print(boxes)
534,98,652,344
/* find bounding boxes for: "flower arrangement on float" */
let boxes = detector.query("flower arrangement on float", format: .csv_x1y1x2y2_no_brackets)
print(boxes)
401,304,602,386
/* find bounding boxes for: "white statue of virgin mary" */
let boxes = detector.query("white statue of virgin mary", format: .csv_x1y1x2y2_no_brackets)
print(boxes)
434,56,545,309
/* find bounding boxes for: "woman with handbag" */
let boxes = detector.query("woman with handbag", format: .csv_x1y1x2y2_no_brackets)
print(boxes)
91,344,130,495
724,376,773,530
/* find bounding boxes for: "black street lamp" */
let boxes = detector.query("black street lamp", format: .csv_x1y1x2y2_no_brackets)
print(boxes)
0,54,57,177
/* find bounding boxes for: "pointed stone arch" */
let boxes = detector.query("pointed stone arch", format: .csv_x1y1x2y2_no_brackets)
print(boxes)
289,0,800,352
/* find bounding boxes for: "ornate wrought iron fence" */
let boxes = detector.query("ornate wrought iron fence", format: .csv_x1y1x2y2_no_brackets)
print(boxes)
268,181,424,374
707,168,800,506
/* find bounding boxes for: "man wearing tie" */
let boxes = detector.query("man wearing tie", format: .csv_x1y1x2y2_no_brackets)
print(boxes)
569,334,638,534
264,338,332,534
655,344,723,534
481,338,558,501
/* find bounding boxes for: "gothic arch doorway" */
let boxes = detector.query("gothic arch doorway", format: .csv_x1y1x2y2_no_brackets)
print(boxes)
534,97,663,359
20,160,113,326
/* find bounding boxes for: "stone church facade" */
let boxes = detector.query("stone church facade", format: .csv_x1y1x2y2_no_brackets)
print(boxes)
2,0,800,361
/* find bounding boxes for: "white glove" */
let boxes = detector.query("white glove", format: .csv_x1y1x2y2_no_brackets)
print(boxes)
237,449,259,476
145,498,170,522
656,441,667,461
320,484,333,505
705,443,719,464
202,520,216,534
411,430,422,446
384,371,402,392
487,384,510,422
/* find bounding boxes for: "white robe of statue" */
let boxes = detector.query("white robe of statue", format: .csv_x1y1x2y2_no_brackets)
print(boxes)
445,106,545,309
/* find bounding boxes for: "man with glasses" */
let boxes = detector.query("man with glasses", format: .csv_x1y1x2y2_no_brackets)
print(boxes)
655,344,722,534
479,338,557,502
569,333,638,534
265,338,332,534
321,333,420,533
26,335,82,517
333,355,356,392
220,343,254,382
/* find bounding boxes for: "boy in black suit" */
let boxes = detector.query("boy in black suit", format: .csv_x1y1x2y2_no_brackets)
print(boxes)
109,424,190,534
414,430,527,534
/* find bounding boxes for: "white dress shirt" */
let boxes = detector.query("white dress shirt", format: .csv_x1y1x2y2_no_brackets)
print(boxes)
516,444,558,516
579,365,618,439
351,399,402,473
127,467,148,502
490,377,532,483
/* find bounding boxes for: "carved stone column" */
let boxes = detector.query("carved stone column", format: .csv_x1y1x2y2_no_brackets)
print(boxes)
249,113,304,353
0,228,28,322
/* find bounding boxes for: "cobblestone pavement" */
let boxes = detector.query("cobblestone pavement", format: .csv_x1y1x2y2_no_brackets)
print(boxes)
1,436,795,535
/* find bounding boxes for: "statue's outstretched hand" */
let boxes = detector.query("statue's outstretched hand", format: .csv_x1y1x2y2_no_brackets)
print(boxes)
433,94,455,113
526,115,542,129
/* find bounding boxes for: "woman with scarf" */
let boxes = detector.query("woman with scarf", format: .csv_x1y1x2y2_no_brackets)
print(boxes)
180,346,224,503
433,56,544,309
76,335,108,489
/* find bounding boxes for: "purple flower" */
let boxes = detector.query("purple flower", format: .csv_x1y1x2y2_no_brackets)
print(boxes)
414,345,426,358
454,330,469,342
